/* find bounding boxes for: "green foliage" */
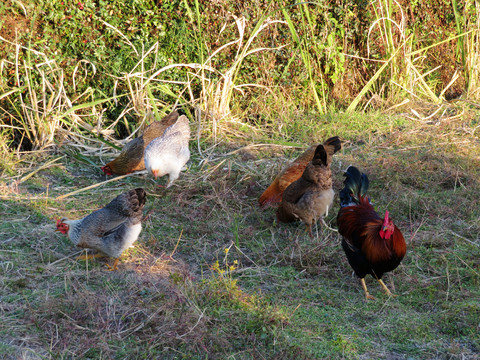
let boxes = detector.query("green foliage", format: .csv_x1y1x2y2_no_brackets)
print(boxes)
38,0,198,93
1,0,478,153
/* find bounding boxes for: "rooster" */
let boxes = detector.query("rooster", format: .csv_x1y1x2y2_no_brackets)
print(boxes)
101,111,179,175
56,188,147,270
259,136,341,207
144,115,190,187
337,166,406,299
276,144,334,238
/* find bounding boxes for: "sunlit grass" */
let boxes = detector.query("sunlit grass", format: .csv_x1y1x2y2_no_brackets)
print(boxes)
1,1,480,358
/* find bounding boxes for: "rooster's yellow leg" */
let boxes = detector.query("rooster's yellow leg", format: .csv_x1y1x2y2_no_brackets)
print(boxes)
360,278,375,300
377,279,397,297
76,253,105,261
105,258,120,271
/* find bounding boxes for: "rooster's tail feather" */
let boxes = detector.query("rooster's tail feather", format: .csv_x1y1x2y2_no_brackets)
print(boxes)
339,166,369,208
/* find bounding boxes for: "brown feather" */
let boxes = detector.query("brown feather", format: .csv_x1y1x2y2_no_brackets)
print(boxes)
391,225,407,259
360,220,393,263
276,203,297,223
259,136,341,207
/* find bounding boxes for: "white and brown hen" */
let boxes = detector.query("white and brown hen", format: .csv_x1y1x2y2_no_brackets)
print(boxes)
56,188,147,270
144,115,190,187
101,111,180,175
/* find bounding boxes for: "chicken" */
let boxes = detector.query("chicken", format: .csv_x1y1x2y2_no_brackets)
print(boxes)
56,188,147,270
259,136,341,207
144,115,190,187
101,111,180,175
337,166,406,300
276,144,334,238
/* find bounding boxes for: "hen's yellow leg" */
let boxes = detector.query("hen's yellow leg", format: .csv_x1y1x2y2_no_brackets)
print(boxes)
76,253,105,261
105,258,120,271
378,279,397,297
361,278,375,300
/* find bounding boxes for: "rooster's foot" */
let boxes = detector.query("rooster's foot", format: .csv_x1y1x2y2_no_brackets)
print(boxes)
378,279,397,297
361,278,376,300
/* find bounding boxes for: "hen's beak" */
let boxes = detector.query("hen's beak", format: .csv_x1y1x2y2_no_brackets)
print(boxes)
152,169,159,178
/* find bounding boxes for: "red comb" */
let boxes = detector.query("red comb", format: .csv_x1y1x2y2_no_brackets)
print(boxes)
383,210,390,226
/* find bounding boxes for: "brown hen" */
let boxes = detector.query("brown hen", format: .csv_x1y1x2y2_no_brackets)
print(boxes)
259,136,341,207
276,144,334,238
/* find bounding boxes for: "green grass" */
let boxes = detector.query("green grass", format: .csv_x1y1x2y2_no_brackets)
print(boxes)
1,1,479,358
1,111,479,359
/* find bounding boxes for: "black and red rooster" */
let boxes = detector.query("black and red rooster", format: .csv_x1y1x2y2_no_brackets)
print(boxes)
337,166,407,300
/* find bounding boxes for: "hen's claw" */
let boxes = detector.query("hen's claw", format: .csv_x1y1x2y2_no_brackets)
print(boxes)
76,253,104,261
105,258,120,271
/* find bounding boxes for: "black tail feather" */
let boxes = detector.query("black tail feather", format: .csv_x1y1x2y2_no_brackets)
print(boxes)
311,144,328,166
105,188,147,218
323,136,342,154
134,188,147,207
339,166,369,208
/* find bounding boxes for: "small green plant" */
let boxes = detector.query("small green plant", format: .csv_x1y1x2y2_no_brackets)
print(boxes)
208,246,241,298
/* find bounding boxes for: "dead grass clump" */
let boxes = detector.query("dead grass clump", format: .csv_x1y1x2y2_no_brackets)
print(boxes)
31,269,210,358
265,227,340,276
